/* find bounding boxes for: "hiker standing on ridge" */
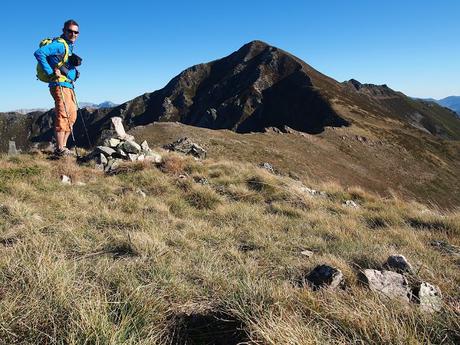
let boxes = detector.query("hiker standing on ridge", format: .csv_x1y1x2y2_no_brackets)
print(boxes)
34,19,82,157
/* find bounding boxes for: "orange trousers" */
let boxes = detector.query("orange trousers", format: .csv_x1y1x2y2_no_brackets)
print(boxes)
50,86,77,132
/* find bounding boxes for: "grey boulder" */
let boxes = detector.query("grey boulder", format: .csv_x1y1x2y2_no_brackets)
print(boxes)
361,269,412,302
385,254,413,273
97,146,116,156
305,264,343,290
122,140,142,154
164,137,206,159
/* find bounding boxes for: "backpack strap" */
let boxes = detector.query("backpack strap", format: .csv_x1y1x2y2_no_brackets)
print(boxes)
54,38,71,83
54,38,70,69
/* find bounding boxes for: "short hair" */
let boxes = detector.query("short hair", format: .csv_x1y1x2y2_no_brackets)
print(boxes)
63,19,79,29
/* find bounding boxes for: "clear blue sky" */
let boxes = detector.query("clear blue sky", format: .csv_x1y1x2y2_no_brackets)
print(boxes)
1,0,459,111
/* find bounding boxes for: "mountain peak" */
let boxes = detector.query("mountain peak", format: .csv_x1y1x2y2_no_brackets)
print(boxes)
244,39,270,48
231,40,274,62
347,78,363,90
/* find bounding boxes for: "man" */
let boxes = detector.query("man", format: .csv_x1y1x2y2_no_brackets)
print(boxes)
34,19,81,157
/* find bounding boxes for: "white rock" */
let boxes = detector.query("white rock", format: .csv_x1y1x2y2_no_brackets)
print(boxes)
343,200,359,208
97,146,116,156
111,117,135,141
8,141,19,155
301,250,314,257
417,282,442,313
116,147,128,158
301,186,317,196
105,159,121,173
136,189,147,198
140,140,150,152
260,162,275,174
104,138,121,148
128,153,139,162
361,269,411,302
99,153,108,165
144,151,162,163
60,175,72,185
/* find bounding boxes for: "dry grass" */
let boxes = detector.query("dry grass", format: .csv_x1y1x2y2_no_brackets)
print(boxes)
0,153,459,344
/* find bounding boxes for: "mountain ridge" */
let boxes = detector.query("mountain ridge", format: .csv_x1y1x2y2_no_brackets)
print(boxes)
6,101,118,114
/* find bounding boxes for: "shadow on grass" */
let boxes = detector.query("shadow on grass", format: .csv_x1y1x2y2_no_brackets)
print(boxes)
407,217,456,235
170,311,249,345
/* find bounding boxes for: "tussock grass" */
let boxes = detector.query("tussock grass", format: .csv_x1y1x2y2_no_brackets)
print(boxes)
0,153,459,344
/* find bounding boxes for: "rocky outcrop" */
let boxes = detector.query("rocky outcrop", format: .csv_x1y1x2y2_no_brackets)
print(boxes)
343,79,398,99
163,137,207,159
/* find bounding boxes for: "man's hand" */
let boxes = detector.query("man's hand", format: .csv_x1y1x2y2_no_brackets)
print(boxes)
53,68,62,80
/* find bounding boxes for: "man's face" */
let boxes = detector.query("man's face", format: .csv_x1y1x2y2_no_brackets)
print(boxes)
63,24,79,43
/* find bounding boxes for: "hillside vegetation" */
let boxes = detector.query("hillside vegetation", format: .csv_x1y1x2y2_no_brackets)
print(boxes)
0,152,459,344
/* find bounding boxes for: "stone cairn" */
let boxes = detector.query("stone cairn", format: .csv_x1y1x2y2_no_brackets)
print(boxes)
86,118,208,173
87,117,162,173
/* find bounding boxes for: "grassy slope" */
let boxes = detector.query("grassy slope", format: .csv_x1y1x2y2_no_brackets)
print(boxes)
0,153,459,344
129,122,460,209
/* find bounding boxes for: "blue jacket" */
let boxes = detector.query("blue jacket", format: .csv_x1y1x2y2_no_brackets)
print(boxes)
34,37,78,89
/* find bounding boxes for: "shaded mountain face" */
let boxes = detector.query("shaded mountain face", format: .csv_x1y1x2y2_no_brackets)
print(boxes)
115,40,350,134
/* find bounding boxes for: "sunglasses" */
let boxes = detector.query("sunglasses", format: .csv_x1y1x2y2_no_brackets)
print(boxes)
66,29,79,35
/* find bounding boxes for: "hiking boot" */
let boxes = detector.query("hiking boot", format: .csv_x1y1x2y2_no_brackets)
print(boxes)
53,147,75,157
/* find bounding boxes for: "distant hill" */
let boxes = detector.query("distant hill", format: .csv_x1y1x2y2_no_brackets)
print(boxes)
7,101,118,114
74,101,119,109
416,96,460,115
9,108,48,115
437,96,460,114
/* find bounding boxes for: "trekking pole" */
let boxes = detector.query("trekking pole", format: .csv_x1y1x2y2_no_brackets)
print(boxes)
59,85,80,158
71,88,92,148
